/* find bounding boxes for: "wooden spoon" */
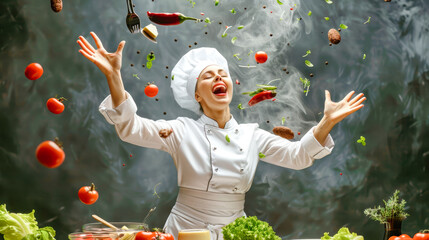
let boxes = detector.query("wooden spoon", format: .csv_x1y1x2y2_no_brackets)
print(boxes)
91,214,119,230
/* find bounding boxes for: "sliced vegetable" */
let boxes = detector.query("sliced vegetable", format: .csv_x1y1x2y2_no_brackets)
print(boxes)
237,103,244,110
364,16,371,24
299,77,311,96
225,135,230,143
302,50,311,57
276,0,283,5
237,25,244,29
325,0,333,4
230,8,236,14
325,17,330,21
340,24,348,29
308,11,312,16
231,37,237,44
357,136,366,146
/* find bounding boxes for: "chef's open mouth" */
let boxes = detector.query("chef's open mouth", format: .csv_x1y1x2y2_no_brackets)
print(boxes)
212,83,227,95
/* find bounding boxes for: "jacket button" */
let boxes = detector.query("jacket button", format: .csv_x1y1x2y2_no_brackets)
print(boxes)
215,168,219,172
240,148,243,152
240,168,244,172
233,187,238,192
213,147,217,151
235,129,239,134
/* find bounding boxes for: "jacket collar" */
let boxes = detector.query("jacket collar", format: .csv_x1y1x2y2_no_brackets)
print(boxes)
198,114,238,129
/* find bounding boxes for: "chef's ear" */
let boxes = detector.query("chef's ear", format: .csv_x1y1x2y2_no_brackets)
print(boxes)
195,92,201,102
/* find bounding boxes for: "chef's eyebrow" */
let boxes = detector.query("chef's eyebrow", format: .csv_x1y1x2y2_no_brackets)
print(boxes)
203,69,227,75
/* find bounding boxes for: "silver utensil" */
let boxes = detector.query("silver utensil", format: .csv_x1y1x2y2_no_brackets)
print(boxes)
125,0,140,33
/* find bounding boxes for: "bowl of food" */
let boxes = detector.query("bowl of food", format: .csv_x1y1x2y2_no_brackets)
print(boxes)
69,232,118,240
82,222,148,233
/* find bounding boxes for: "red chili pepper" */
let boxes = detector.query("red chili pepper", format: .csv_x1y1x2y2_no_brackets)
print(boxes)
248,90,276,106
147,11,200,26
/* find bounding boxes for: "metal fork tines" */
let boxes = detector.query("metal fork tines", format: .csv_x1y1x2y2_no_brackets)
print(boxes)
125,0,140,33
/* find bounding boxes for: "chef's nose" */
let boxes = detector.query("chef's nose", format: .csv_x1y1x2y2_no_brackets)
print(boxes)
214,74,222,81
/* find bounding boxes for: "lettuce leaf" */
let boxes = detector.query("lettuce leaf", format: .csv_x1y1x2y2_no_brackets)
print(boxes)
0,204,56,240
222,216,281,240
321,227,364,240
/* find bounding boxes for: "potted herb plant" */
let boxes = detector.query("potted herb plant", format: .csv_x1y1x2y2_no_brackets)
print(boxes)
364,190,409,240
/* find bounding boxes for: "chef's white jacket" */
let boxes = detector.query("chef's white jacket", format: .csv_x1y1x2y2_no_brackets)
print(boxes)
99,92,335,239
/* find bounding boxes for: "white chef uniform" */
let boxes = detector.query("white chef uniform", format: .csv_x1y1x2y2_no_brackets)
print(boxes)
99,91,335,240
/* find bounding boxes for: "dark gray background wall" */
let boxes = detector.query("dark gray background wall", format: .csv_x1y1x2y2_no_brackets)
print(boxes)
0,0,428,239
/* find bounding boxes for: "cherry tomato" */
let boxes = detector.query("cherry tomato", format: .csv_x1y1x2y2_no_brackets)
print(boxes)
144,84,159,98
389,235,412,240
46,97,66,114
413,231,429,240
400,234,412,239
25,63,44,80
35,139,65,168
78,183,99,205
161,233,174,240
255,51,268,64
135,231,157,240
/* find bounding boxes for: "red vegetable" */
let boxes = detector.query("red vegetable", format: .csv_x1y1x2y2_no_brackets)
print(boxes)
413,230,429,240
46,97,66,114
255,51,268,63
145,83,159,98
248,90,276,106
389,235,412,240
78,183,99,205
147,11,200,26
135,231,156,240
35,138,65,168
25,63,44,80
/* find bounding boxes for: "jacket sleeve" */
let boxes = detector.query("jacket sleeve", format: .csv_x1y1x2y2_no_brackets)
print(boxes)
98,91,184,154
256,126,334,170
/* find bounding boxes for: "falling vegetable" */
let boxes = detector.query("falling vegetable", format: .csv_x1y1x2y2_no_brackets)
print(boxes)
225,135,230,143
146,52,155,69
325,17,330,21
230,8,236,14
305,60,314,67
302,50,311,57
308,11,312,16
357,136,366,146
231,37,237,44
254,51,268,63
35,138,65,168
339,24,348,29
147,11,200,26
78,183,99,205
238,103,244,110
299,77,311,96
325,0,333,4
258,152,266,159
46,97,67,114
214,0,219,6
25,63,44,80
248,90,276,106
364,16,371,24
363,53,366,60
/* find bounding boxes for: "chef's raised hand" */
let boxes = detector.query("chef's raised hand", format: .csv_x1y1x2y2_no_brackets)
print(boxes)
77,32,126,77
323,90,366,125
313,90,366,146
77,32,127,108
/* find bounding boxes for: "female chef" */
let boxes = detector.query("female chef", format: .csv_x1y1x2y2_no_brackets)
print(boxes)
77,32,366,240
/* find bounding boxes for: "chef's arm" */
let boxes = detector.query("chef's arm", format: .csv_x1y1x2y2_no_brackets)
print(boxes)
313,115,335,146
106,70,127,108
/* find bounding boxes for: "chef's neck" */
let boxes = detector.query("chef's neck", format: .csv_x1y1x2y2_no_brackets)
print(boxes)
203,107,231,129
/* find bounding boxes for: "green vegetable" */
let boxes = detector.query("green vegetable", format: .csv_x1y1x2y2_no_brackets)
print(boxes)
231,37,237,44
340,24,348,29
258,152,266,159
222,33,228,38
277,0,283,5
171,75,175,80
133,74,140,80
364,190,409,224
325,0,333,4
321,227,363,240
363,53,366,60
233,53,241,60
299,77,311,96
225,135,230,143
204,18,211,24
308,11,312,16
357,136,366,146
325,17,330,21
187,0,196,8
364,16,371,24
237,103,244,110
222,216,280,240
230,8,236,14
146,52,155,69
0,204,56,240
305,60,314,67
281,117,285,125
237,25,244,29
302,50,311,57
256,84,277,90
214,0,219,6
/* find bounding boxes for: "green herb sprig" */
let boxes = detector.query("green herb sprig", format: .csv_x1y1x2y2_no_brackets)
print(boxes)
364,190,409,224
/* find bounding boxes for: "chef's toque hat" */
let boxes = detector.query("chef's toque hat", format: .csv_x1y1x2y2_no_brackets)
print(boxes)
171,47,230,115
